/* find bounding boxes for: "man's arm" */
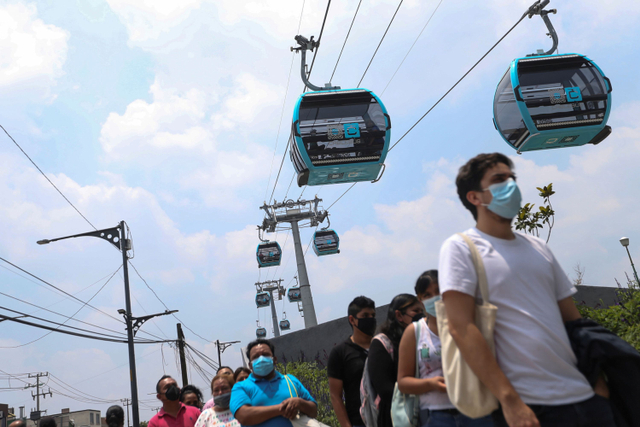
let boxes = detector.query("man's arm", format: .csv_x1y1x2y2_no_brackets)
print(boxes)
328,378,351,427
443,291,540,427
234,405,282,426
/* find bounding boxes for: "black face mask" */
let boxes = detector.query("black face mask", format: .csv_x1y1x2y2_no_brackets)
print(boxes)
165,384,180,401
411,312,426,322
355,317,377,336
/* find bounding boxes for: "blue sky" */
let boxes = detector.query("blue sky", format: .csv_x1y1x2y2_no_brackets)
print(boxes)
1,0,640,421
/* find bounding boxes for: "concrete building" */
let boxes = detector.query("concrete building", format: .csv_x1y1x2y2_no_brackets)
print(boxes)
44,409,101,427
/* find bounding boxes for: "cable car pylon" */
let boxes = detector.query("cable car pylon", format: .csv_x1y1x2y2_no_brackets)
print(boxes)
255,279,285,338
258,197,328,328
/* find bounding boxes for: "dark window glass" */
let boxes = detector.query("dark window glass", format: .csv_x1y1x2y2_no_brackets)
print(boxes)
494,69,528,145
315,231,338,252
257,243,281,263
298,92,387,166
518,56,608,129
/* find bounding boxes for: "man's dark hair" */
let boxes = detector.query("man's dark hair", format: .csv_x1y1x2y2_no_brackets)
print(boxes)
9,420,26,427
156,374,173,393
40,418,56,427
347,296,375,321
216,365,233,374
246,338,275,360
415,270,438,296
456,153,514,220
179,384,203,403
106,405,125,427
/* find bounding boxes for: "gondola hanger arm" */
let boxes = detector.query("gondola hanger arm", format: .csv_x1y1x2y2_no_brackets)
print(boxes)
524,0,558,56
291,35,340,92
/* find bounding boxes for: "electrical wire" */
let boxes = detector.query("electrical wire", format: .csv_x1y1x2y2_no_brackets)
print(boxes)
357,0,404,87
0,266,123,348
380,0,445,95
306,0,332,78
0,124,97,230
330,0,362,83
0,291,129,338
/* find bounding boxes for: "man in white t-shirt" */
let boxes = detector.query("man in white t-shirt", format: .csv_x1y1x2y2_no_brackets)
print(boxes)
438,153,614,427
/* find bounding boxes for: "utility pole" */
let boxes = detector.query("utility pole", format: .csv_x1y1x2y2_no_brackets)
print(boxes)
176,324,189,387
259,197,327,328
255,280,285,337
29,372,51,427
120,399,131,427
215,340,240,367
37,222,179,427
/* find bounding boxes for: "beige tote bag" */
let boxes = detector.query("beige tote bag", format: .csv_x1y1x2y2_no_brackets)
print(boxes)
435,233,499,418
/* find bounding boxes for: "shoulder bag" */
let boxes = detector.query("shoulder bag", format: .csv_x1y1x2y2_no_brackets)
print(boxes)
434,232,499,418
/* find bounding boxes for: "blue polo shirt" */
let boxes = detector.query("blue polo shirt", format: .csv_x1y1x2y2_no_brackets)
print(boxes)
230,372,316,427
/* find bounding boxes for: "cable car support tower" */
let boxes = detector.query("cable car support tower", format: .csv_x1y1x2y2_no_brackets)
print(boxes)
255,279,285,338
258,197,328,328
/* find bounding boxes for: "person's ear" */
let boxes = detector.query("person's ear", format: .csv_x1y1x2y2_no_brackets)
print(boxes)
394,309,404,322
348,315,356,327
466,190,485,208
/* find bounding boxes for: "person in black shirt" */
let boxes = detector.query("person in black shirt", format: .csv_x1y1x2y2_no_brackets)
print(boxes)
328,296,377,427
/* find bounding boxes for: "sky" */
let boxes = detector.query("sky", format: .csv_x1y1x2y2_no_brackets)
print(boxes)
1,0,640,422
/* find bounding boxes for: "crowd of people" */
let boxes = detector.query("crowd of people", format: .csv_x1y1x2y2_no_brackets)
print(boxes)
13,153,634,427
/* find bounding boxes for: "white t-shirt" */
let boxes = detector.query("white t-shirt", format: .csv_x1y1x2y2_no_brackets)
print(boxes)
438,228,593,405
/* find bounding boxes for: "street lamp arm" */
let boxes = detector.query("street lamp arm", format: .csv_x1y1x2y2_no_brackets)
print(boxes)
37,225,123,251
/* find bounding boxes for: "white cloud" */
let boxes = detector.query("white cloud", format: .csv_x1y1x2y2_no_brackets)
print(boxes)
0,3,68,102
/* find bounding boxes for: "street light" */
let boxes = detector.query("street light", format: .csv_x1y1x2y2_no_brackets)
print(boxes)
38,221,140,427
619,236,640,286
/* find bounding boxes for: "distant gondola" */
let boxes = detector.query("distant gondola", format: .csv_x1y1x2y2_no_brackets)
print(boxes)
313,229,340,256
256,241,282,268
290,89,391,186
287,287,302,303
256,327,267,339
255,292,271,308
279,319,291,331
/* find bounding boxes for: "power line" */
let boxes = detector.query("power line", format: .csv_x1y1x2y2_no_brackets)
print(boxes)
357,0,404,87
0,266,123,348
0,124,97,230
0,256,124,325
380,0,445,95
128,262,213,343
330,0,362,83
0,290,129,338
0,313,170,344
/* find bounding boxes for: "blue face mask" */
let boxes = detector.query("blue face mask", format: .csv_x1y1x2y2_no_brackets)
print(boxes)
423,295,441,317
252,355,275,377
482,178,522,219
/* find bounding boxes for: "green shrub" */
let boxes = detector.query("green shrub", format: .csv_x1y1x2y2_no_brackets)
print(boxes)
576,277,640,352
278,361,339,427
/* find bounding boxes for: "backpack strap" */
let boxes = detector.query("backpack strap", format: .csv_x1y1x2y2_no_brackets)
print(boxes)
374,333,394,358
284,375,298,398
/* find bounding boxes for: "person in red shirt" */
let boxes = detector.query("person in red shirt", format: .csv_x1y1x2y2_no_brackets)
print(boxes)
149,375,201,427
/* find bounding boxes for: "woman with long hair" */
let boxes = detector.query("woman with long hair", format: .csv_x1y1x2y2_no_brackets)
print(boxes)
367,293,425,427
398,272,494,426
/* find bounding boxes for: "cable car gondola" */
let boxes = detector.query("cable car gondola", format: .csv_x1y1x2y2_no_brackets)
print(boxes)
256,327,267,338
255,292,271,308
313,229,340,256
289,36,391,186
287,287,302,303
256,241,282,268
279,319,291,331
493,4,612,153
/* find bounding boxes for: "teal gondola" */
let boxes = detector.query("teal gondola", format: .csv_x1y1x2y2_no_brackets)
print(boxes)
494,53,612,153
256,327,267,338
313,229,340,256
290,89,391,186
256,241,282,268
287,287,302,303
279,319,291,331
255,292,271,308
